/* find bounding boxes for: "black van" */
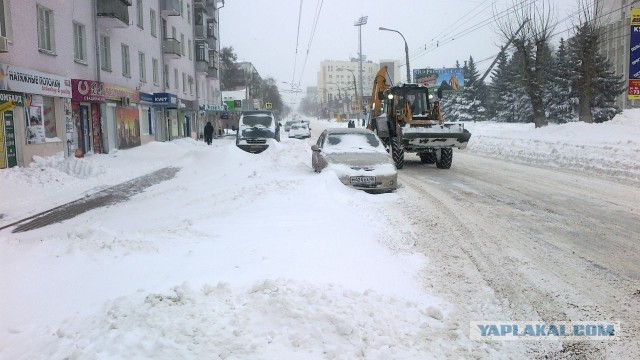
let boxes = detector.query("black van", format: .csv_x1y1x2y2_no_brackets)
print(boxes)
236,110,281,153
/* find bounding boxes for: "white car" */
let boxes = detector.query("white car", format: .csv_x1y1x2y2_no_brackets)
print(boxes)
311,128,398,193
288,122,311,139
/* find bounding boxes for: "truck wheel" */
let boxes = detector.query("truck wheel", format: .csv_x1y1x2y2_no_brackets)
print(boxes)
391,137,404,169
436,148,453,169
419,152,436,164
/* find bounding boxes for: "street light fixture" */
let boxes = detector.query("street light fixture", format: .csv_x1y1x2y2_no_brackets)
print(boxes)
379,26,411,84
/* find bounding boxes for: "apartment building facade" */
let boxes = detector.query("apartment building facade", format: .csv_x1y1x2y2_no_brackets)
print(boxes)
0,0,223,169
598,0,637,109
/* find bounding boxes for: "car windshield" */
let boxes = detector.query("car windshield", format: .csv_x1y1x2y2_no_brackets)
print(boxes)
324,132,385,153
241,115,273,128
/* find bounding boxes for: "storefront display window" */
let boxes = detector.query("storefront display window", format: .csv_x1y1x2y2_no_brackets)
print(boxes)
25,94,58,144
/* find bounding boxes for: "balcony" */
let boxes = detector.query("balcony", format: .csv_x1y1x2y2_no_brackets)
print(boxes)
194,0,209,14
161,0,180,16
97,0,131,28
195,41,210,74
207,49,218,79
163,38,181,59
195,25,206,40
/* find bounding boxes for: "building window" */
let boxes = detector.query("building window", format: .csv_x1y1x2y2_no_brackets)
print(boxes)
164,64,169,87
180,33,185,55
100,35,111,71
182,73,186,94
37,4,55,53
174,68,179,91
121,43,130,77
180,0,183,17
73,22,87,63
0,0,9,38
188,39,192,60
187,4,191,24
150,8,156,37
138,51,146,82
152,58,159,85
188,76,193,95
136,0,143,28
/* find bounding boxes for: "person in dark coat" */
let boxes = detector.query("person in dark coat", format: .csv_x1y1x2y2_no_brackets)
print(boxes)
204,121,214,145
347,119,355,128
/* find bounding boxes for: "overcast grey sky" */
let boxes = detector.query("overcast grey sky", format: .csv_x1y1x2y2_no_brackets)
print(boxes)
219,0,578,107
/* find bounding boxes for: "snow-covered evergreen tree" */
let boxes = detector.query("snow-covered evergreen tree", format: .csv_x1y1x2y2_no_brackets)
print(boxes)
590,52,625,122
442,56,488,122
490,49,532,123
546,38,578,123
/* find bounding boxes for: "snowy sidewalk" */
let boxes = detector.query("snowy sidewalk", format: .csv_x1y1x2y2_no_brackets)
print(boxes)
2,167,180,233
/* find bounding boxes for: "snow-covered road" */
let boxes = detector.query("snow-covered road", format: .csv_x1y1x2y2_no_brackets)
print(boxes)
397,150,640,358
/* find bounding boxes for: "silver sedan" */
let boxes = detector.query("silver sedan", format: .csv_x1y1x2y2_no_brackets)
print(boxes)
311,128,398,193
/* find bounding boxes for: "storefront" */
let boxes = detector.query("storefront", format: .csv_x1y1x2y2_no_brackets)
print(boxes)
0,63,72,166
0,91,23,168
71,79,104,157
151,93,178,141
200,103,227,138
178,98,197,140
138,92,157,145
102,84,140,152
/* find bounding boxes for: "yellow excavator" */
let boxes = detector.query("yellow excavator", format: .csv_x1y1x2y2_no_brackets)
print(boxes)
367,66,471,169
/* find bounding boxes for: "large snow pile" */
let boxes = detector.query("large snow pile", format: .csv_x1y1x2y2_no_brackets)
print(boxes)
465,109,640,181
1,133,512,359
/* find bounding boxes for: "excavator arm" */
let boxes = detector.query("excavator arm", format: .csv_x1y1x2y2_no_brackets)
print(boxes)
369,66,390,120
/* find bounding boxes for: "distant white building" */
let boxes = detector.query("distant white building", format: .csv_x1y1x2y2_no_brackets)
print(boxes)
316,59,399,118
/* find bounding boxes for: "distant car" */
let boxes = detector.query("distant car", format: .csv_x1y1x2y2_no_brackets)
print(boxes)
288,122,311,139
311,128,398,193
284,120,296,132
236,110,280,154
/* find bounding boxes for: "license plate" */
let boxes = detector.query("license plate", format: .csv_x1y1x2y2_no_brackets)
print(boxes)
350,176,376,186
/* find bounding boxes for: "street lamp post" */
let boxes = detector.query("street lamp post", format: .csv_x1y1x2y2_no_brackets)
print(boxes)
338,68,358,124
379,27,411,83
328,82,343,120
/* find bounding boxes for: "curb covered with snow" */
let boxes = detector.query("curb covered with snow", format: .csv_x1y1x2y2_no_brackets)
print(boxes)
464,110,640,182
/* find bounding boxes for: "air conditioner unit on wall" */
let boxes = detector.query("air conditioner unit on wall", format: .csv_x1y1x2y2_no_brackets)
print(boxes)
0,37,8,52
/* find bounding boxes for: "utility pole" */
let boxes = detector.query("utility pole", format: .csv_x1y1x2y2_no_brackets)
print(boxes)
354,16,368,118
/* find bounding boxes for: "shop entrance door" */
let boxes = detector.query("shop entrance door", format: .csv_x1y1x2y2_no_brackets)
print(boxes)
79,104,91,154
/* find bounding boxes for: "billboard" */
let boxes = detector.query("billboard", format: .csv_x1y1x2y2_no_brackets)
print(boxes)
629,9,640,100
413,68,465,93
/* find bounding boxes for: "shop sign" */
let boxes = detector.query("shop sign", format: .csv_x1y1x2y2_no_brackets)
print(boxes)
103,84,140,103
179,99,195,109
72,79,105,103
1,110,17,168
200,104,228,112
0,90,24,107
152,92,178,108
139,92,154,104
0,63,72,98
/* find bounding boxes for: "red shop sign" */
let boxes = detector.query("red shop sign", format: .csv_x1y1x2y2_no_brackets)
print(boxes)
71,79,105,103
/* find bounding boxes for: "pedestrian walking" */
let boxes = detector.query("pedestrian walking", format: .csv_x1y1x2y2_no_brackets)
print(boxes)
204,121,214,145
348,119,355,128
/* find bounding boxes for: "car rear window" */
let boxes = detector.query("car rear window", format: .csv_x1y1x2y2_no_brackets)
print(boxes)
242,115,273,127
